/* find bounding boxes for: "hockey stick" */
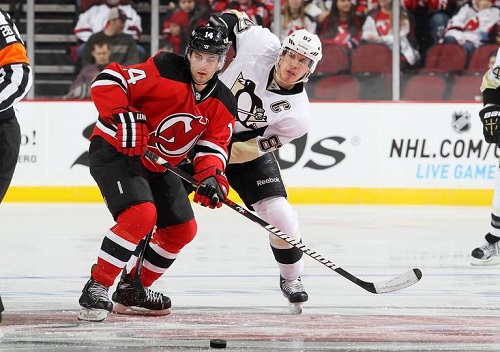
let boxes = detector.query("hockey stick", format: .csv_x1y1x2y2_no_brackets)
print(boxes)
133,230,153,293
145,150,422,294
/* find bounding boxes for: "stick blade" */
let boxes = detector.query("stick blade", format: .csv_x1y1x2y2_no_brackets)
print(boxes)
373,268,422,294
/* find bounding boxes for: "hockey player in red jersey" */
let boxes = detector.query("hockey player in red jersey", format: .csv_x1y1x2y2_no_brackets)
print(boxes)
78,24,237,322
209,11,322,314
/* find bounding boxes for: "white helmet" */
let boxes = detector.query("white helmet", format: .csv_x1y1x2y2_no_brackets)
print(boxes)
279,29,323,83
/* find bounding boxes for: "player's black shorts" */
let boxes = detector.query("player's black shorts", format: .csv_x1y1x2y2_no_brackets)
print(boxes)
0,115,21,202
89,137,193,227
225,152,287,210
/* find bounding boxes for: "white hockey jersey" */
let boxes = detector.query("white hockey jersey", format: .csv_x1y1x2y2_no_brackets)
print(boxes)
74,4,142,42
444,3,500,47
219,14,311,164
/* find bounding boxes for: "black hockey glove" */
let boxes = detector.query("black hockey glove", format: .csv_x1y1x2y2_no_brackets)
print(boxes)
479,105,500,145
193,167,229,209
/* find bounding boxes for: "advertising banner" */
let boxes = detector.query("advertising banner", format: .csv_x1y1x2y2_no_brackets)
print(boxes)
7,101,494,203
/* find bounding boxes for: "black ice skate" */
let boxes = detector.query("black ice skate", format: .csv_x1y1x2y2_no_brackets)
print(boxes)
112,273,171,316
78,278,113,322
280,276,308,315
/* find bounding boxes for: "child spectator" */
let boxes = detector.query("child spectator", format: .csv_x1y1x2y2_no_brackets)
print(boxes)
441,0,500,63
274,0,317,40
361,0,421,68
318,0,363,49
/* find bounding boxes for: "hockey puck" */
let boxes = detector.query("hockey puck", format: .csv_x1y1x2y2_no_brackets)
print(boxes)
210,339,227,348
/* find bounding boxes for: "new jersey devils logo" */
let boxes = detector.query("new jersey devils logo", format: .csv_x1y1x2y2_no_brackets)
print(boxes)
150,113,208,157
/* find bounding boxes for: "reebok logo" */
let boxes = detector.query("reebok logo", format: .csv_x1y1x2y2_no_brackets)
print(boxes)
256,177,280,186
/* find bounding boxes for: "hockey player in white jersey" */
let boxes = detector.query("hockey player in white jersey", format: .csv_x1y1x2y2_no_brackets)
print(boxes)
209,11,322,313
471,47,500,265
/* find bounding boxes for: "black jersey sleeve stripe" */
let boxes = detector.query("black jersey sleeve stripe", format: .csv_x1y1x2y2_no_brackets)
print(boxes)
93,71,127,91
0,63,31,112
192,145,229,164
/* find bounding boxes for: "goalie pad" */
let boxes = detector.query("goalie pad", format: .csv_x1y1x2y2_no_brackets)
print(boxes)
479,105,500,145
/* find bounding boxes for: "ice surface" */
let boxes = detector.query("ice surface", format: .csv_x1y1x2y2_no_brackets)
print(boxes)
0,203,499,351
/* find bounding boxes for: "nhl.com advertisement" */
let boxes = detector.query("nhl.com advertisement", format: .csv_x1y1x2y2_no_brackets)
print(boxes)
9,101,494,197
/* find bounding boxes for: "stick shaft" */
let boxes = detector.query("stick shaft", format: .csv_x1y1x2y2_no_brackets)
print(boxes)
145,150,421,294
133,230,153,288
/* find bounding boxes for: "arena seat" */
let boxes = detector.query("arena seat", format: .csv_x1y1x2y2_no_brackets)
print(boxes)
312,75,360,100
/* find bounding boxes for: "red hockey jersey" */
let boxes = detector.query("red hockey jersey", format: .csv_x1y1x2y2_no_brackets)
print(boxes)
90,52,237,173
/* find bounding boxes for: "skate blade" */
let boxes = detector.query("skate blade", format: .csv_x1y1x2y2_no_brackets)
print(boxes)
470,256,500,266
288,302,303,315
113,303,171,316
77,307,109,322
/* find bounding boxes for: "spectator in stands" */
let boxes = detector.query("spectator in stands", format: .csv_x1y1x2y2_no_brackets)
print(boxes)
441,0,500,63
274,0,317,40
162,0,210,42
361,0,421,68
178,0,210,31
404,0,450,53
318,0,362,49
162,10,189,54
64,41,111,99
226,0,271,28
81,8,140,67
74,0,144,59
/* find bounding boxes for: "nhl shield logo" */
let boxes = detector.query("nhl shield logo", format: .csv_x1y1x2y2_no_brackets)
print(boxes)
452,111,471,133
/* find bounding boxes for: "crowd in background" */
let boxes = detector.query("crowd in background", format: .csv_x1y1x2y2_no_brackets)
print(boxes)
67,0,500,99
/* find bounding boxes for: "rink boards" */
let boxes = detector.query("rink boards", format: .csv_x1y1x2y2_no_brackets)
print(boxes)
5,101,494,205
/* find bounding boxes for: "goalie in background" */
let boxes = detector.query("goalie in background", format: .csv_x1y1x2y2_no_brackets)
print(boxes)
471,47,500,265
0,7,33,323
